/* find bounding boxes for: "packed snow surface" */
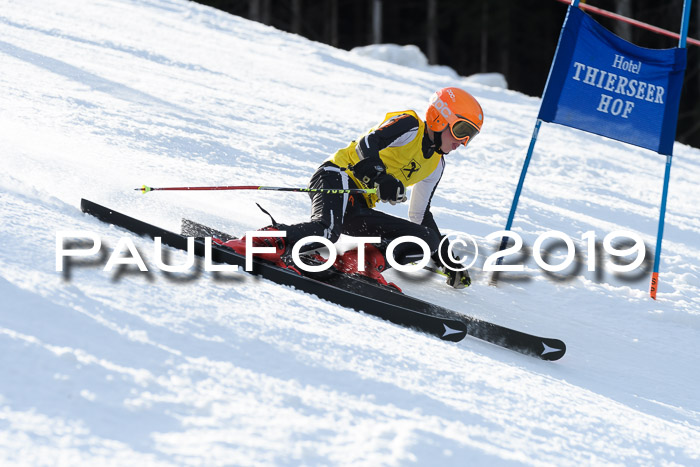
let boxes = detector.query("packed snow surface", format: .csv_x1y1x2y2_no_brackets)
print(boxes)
1,0,699,465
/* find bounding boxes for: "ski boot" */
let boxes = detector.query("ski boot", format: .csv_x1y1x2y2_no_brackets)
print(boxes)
333,244,401,292
216,226,299,273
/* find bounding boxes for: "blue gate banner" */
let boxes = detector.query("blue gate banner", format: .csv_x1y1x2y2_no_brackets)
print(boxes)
538,6,687,155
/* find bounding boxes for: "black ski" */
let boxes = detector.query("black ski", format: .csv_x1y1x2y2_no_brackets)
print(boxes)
80,199,467,342
181,218,567,361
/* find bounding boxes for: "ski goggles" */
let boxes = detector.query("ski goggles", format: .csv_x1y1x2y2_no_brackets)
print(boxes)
450,118,480,144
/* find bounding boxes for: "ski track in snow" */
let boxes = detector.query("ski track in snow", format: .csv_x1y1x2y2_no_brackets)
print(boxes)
1,0,699,465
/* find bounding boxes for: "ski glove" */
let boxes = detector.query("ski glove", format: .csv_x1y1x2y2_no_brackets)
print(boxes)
444,266,471,289
351,158,407,204
352,158,386,186
374,173,407,204
434,236,471,289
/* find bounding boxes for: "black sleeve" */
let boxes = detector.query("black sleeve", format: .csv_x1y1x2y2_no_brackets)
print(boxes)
356,113,420,162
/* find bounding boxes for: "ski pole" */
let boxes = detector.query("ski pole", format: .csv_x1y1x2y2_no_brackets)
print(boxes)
135,184,376,195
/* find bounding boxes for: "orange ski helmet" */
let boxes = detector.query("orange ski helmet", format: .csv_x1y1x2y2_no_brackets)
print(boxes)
426,87,483,146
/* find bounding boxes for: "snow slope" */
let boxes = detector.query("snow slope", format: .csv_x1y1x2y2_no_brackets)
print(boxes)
1,0,699,464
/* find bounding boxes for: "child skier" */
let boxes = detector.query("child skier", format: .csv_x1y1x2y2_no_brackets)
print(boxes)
222,87,483,289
